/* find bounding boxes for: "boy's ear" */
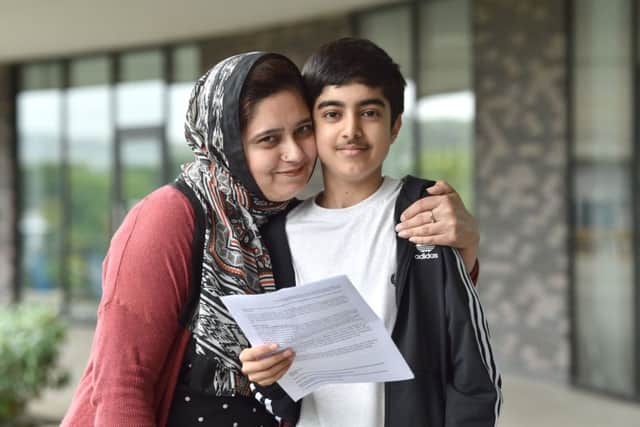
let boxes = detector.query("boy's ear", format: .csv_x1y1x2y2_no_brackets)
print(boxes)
390,116,402,144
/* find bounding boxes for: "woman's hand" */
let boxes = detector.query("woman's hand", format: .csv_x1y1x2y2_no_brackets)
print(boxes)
239,343,295,387
396,180,479,272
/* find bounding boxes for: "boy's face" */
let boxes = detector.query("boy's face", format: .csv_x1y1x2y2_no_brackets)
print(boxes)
313,82,401,185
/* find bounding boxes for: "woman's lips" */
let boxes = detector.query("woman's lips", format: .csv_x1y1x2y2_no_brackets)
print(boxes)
277,165,306,177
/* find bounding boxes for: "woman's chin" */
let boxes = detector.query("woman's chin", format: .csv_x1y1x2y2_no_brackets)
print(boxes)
263,181,307,203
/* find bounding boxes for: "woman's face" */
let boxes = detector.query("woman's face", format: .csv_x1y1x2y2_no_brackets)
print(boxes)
242,90,317,202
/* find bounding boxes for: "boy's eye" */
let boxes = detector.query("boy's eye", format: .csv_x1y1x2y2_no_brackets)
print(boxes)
362,110,381,118
322,111,341,120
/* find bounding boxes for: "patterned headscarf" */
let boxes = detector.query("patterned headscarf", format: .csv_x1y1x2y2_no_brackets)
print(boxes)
177,52,292,396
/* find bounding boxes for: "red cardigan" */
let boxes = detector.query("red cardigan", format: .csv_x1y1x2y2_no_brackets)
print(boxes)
61,185,480,427
62,186,194,427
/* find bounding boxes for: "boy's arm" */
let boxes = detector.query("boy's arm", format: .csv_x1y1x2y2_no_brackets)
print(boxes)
443,248,502,426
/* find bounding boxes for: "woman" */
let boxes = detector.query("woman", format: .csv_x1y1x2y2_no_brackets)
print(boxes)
62,52,478,427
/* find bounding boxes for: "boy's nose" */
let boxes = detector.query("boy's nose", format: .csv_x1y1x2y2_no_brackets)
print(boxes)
341,115,363,140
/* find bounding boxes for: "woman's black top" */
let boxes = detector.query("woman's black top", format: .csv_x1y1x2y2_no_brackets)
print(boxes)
168,339,278,427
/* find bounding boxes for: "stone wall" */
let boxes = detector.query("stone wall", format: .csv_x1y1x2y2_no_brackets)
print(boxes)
472,0,570,381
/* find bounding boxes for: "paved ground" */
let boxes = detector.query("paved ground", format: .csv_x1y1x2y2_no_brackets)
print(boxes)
25,325,640,426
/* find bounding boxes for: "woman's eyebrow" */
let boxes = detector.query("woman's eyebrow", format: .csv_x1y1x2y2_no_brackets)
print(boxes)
296,118,313,127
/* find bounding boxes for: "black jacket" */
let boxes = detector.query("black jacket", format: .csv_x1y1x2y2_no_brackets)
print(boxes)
254,176,502,427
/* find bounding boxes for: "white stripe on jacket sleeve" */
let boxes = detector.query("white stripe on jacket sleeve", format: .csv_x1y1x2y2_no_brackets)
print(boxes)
452,248,503,425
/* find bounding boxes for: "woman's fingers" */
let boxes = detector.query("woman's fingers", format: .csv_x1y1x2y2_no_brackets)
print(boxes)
248,356,295,386
396,185,479,250
240,344,296,387
425,180,455,195
242,348,294,374
398,195,439,223
397,221,452,243
239,343,278,363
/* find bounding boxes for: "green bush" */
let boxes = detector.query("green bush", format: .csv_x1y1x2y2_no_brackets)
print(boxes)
0,305,69,422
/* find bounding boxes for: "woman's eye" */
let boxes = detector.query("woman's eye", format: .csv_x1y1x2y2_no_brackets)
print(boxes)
295,124,313,136
258,135,278,144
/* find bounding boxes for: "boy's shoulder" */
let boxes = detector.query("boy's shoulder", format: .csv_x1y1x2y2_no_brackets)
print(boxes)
399,175,436,197
394,175,436,215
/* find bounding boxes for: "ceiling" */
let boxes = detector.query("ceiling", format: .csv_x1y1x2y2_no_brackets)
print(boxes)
0,0,399,63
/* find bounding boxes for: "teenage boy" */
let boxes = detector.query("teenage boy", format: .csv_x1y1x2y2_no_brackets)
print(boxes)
245,38,502,427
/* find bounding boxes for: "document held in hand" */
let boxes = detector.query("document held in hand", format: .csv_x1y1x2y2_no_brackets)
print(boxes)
221,275,414,401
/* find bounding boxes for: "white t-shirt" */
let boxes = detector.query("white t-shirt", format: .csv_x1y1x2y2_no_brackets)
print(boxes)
285,177,402,427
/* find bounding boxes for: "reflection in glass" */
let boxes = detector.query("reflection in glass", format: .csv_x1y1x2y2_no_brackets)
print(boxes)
67,57,112,314
417,91,474,207
114,49,166,227
168,84,195,175
117,50,164,128
573,0,635,395
169,46,201,176
17,63,63,309
418,0,473,208
121,134,163,211
16,45,202,316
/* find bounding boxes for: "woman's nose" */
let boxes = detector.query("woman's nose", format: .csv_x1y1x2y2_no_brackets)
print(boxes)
281,137,305,162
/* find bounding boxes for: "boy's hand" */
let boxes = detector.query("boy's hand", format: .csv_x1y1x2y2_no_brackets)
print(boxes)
239,343,295,387
396,180,479,271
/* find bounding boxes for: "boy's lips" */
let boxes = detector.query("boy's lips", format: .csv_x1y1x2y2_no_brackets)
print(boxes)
337,144,368,156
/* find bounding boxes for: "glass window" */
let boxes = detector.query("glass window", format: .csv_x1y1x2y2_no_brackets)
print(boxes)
67,56,112,317
113,49,166,226
356,1,474,208
118,128,164,213
17,45,201,319
357,6,416,178
17,62,64,309
168,45,200,176
418,0,473,208
117,50,165,128
573,0,635,395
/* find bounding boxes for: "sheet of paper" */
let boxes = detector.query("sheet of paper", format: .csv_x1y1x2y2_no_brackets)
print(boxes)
221,275,414,401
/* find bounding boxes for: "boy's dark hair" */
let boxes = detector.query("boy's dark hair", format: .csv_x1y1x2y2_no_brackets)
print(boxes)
302,37,407,126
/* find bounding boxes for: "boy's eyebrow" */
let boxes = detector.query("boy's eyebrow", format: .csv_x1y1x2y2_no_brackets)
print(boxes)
316,100,345,109
358,98,387,108
316,98,387,109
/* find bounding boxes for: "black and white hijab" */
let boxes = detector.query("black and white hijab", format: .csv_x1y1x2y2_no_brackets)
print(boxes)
176,52,291,396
